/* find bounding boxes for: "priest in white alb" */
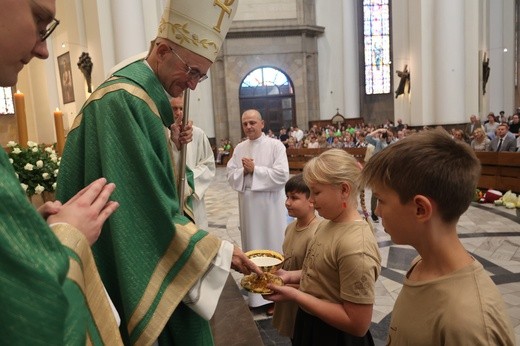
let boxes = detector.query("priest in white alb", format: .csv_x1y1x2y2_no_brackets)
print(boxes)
227,109,290,307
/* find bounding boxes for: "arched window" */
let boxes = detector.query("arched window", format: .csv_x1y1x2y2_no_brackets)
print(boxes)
363,0,391,95
0,87,14,115
239,67,295,135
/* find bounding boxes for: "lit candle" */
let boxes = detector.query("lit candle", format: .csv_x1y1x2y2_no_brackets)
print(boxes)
54,108,65,156
14,90,28,147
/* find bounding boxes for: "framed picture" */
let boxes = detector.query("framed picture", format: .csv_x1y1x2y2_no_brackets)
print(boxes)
57,52,75,104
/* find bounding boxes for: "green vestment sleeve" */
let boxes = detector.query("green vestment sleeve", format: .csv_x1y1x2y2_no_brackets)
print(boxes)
0,150,121,345
56,61,221,346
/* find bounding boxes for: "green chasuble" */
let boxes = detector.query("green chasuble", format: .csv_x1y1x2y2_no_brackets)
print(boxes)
0,150,121,345
56,61,221,346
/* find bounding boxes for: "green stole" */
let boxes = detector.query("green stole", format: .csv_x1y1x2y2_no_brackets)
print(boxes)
56,61,220,345
0,150,121,345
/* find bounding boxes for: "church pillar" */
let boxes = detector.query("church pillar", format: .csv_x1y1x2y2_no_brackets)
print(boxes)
432,0,466,124
109,0,147,64
343,0,360,118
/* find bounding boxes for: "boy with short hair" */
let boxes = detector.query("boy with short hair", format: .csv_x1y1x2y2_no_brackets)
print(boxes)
361,128,515,345
272,174,321,339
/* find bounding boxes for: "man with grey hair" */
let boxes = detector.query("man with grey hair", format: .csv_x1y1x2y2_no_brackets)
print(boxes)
57,0,262,344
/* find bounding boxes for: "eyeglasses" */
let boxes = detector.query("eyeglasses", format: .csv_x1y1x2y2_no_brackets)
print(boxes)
167,46,208,83
40,18,60,41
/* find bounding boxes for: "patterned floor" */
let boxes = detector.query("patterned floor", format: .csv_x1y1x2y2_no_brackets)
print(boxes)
205,166,520,345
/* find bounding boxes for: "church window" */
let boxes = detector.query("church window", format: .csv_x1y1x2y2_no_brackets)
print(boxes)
239,67,295,133
363,0,391,94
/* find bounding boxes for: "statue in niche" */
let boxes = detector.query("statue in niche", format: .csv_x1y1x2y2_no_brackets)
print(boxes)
395,64,410,98
482,53,490,95
77,52,93,93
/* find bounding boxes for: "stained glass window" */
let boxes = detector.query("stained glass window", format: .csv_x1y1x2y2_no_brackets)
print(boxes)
0,87,14,115
363,0,391,95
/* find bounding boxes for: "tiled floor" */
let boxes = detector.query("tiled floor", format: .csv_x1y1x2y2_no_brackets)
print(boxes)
205,166,520,345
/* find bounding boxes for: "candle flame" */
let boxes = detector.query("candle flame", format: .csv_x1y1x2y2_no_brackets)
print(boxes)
55,107,60,112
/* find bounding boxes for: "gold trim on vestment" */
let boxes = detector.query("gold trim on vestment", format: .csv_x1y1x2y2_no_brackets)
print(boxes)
127,222,221,345
70,79,161,133
52,224,123,345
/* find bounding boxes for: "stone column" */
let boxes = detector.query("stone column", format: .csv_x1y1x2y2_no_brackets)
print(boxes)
343,0,360,118
110,0,147,64
432,0,466,124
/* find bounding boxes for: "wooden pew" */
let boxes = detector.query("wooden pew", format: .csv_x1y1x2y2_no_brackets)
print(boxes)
475,152,520,193
286,147,367,173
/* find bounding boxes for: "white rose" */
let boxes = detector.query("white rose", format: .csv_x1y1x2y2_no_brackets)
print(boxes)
45,147,53,153
51,154,58,162
32,147,38,153
12,148,21,154
7,141,16,147
15,172,19,179
54,169,59,176
36,160,44,168
42,172,50,180
35,185,44,194
9,158,13,164
52,182,57,190
27,141,37,147
21,183,28,191
24,163,34,171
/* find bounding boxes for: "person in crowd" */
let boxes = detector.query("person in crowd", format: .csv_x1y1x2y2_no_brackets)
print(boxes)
267,149,381,345
365,128,397,223
307,135,320,149
484,112,499,139
0,0,124,343
509,114,519,138
292,126,304,143
464,114,483,142
56,1,263,344
330,136,344,148
360,128,515,345
170,95,215,230
272,174,322,338
279,127,290,148
470,127,491,151
488,123,517,152
216,138,233,164
452,129,467,143
227,109,289,308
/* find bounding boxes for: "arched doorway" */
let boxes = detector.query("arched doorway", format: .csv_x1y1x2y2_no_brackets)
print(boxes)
239,67,295,135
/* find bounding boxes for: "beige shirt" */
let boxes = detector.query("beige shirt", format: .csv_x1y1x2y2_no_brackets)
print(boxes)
272,216,322,337
300,220,381,305
388,259,515,345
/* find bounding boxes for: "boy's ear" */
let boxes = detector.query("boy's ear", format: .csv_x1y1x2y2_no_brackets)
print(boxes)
413,195,433,221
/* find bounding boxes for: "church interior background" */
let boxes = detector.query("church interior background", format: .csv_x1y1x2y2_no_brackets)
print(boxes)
1,0,519,149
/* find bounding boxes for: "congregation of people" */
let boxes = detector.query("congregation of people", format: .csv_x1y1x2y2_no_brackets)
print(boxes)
220,111,520,155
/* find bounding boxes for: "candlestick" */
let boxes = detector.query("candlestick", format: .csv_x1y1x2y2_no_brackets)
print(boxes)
54,108,65,156
14,90,28,147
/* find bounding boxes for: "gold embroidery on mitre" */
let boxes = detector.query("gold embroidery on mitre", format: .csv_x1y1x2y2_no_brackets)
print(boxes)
159,19,219,55
213,0,235,33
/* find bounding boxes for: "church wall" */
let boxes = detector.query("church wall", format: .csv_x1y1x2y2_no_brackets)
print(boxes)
221,34,318,145
392,0,411,124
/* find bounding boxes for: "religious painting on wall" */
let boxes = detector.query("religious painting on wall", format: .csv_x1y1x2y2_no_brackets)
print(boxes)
57,52,75,104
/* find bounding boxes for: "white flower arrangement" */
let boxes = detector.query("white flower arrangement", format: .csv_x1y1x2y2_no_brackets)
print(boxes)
6,141,61,196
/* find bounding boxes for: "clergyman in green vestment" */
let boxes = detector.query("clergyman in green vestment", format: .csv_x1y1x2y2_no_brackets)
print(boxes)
0,1,122,344
56,0,261,345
